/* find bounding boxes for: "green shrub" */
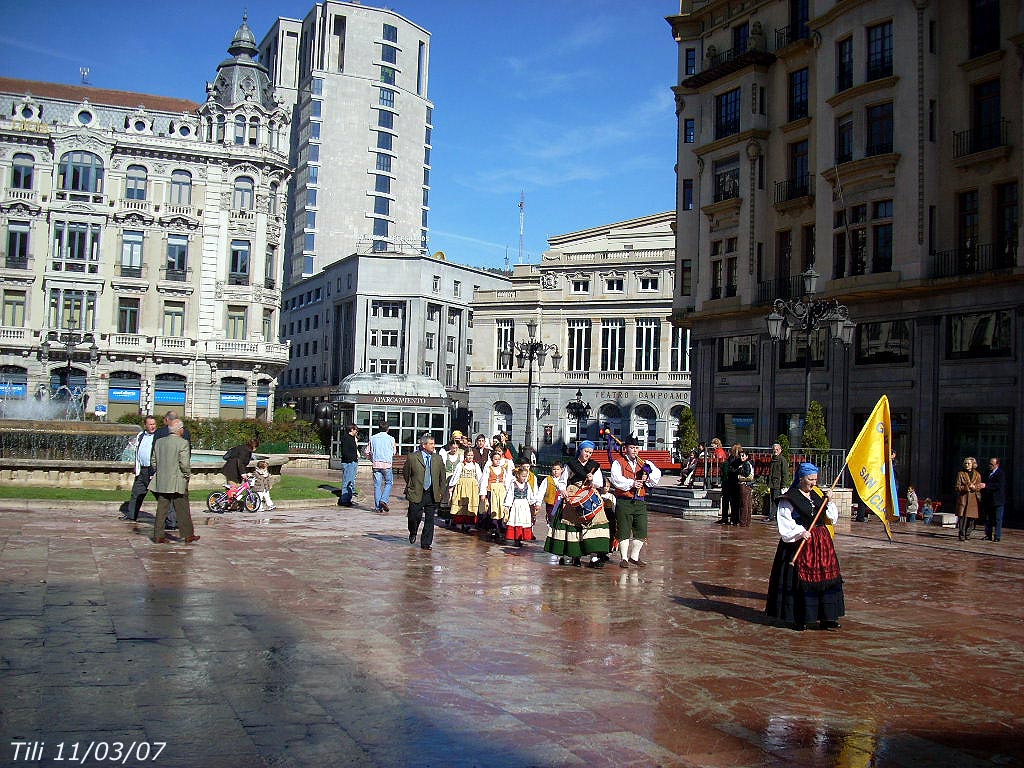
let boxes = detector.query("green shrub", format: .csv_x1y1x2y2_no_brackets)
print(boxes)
114,413,325,452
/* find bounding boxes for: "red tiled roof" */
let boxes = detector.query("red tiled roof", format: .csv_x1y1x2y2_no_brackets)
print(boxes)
0,77,200,114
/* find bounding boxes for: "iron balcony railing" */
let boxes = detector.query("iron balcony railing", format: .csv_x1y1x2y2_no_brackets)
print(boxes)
953,118,1010,158
3,254,29,270
117,264,143,279
161,267,190,282
710,283,737,300
774,175,810,204
929,242,1018,279
228,273,250,286
754,275,805,306
775,23,810,49
866,138,894,157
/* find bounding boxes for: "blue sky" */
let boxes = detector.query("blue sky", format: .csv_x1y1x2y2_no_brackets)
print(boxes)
0,1,678,269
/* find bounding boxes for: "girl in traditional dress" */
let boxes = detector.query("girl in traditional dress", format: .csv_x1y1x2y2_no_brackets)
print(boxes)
438,439,463,525
479,450,510,540
449,451,482,531
543,441,608,567
537,462,564,525
503,465,539,547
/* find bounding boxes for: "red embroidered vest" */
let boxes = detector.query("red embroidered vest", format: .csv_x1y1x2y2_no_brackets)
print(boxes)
613,459,646,499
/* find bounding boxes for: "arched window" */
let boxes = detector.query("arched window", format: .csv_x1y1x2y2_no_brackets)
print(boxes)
234,115,246,145
125,165,147,201
216,114,226,142
493,401,512,438
58,151,104,195
631,404,658,450
169,170,192,206
597,404,622,447
268,181,279,215
248,116,260,146
11,153,33,190
232,176,254,210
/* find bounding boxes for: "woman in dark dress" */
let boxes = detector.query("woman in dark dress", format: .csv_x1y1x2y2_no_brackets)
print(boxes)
765,462,845,631
222,438,259,484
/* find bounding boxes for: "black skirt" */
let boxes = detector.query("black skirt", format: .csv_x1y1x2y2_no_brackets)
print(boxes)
765,539,846,626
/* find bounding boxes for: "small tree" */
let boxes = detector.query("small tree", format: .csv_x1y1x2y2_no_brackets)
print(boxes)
273,406,297,424
802,401,830,465
675,406,699,456
777,433,793,486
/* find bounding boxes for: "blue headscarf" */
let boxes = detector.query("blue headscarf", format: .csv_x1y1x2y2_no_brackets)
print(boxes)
788,461,819,491
577,440,596,456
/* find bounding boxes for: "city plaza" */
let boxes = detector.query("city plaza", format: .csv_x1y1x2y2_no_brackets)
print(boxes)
0,468,1020,768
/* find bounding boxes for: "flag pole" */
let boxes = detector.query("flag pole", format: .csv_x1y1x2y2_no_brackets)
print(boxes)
789,473,845,566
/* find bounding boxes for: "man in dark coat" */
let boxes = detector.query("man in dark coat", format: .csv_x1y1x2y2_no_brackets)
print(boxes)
403,433,447,550
338,424,360,507
767,442,788,522
983,457,1006,542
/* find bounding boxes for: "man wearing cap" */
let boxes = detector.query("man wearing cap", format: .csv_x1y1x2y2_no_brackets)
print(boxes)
610,436,662,567
765,462,844,631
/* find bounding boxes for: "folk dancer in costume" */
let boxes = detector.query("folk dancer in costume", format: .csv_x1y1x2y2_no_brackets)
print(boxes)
479,450,510,540
449,451,483,532
503,464,539,546
537,461,564,525
438,439,463,524
610,436,661,568
471,434,490,470
765,462,845,631
544,441,609,568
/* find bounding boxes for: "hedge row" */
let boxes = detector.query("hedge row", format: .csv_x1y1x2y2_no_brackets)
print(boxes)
116,413,326,453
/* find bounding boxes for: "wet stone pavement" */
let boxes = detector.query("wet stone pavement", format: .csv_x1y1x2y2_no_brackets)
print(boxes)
0,483,1022,768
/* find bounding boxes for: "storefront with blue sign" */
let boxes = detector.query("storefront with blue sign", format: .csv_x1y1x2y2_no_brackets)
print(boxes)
219,377,247,419
256,381,270,420
154,373,187,414
0,365,28,400
107,371,141,420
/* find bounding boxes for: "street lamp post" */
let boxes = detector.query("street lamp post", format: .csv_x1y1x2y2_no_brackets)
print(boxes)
499,319,561,460
565,388,592,447
43,319,98,419
766,267,855,446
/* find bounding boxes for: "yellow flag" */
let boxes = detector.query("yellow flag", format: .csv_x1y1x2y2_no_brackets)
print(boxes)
845,395,897,541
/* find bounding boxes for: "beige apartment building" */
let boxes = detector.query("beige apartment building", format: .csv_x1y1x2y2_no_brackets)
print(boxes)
668,0,1022,520
470,212,690,456
0,19,291,419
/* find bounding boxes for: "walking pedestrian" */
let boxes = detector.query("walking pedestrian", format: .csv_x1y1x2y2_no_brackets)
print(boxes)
403,433,446,551
983,458,1006,542
338,424,360,506
151,419,198,544
120,415,158,521
366,421,396,514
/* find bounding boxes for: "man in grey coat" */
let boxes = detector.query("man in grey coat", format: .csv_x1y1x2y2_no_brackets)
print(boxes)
151,418,199,544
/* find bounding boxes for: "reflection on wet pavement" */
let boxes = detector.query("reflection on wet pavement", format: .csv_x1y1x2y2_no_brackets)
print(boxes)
0,495,1021,767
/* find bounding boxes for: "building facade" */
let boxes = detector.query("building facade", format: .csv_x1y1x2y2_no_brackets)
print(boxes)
0,19,291,420
668,1,1022,518
258,1,433,283
470,212,690,455
277,249,511,424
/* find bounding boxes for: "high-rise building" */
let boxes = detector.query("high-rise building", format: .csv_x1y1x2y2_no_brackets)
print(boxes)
667,1,1022,518
258,2,433,283
0,18,291,420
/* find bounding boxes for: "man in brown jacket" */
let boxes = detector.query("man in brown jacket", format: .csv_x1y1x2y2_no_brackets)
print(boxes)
151,419,199,544
403,433,447,550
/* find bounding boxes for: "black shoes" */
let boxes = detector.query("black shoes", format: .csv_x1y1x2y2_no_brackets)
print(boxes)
619,560,632,569
409,533,417,543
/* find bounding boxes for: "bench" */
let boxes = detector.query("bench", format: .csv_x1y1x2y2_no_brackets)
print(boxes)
592,449,679,472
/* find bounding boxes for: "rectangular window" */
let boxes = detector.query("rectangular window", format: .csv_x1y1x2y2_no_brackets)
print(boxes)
375,174,391,194
683,179,694,211
496,319,514,368
11,155,33,190
47,288,97,330
958,190,979,249
263,309,273,341
866,102,894,155
120,230,144,276
670,326,690,372
52,220,101,273
425,332,435,349
866,21,893,81
969,0,1001,58
835,115,853,164
779,326,827,369
684,118,695,143
571,279,590,294
376,132,393,151
928,99,936,142
856,319,911,364
381,330,399,347
995,181,1019,260
383,23,398,42
836,37,853,92
639,276,659,291
380,66,396,85
371,301,401,318
567,319,592,372
971,79,1002,152
372,218,389,237
732,22,749,52
374,196,390,216
117,297,140,334
445,364,456,387
713,157,740,202
605,277,623,292
377,110,394,129
381,44,398,64
788,68,809,121
634,319,661,372
685,48,697,76
715,88,741,139
680,258,692,296
718,335,758,372
600,319,625,371
446,335,456,353
2,290,27,327
6,221,29,266
788,140,809,195
226,306,247,340
947,310,1012,359
376,153,392,172
310,99,322,118
163,301,185,337
229,240,250,284
453,280,462,297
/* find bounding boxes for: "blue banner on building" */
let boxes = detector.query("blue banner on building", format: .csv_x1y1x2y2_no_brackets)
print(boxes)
155,389,186,405
0,383,27,398
220,393,246,407
108,387,140,403
256,395,269,407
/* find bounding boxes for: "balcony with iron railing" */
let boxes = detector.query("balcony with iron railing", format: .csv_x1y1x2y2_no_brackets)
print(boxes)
710,283,738,300
161,266,191,283
116,263,144,279
680,43,776,89
775,23,811,50
774,175,810,204
228,272,250,286
953,118,1010,159
2,253,30,270
928,242,1018,279
264,277,277,290
754,275,805,306
866,137,894,157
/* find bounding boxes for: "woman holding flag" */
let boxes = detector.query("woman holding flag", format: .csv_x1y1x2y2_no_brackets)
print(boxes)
765,462,845,631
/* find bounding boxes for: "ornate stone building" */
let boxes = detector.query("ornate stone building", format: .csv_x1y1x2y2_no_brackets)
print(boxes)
0,18,292,419
668,1,1022,519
